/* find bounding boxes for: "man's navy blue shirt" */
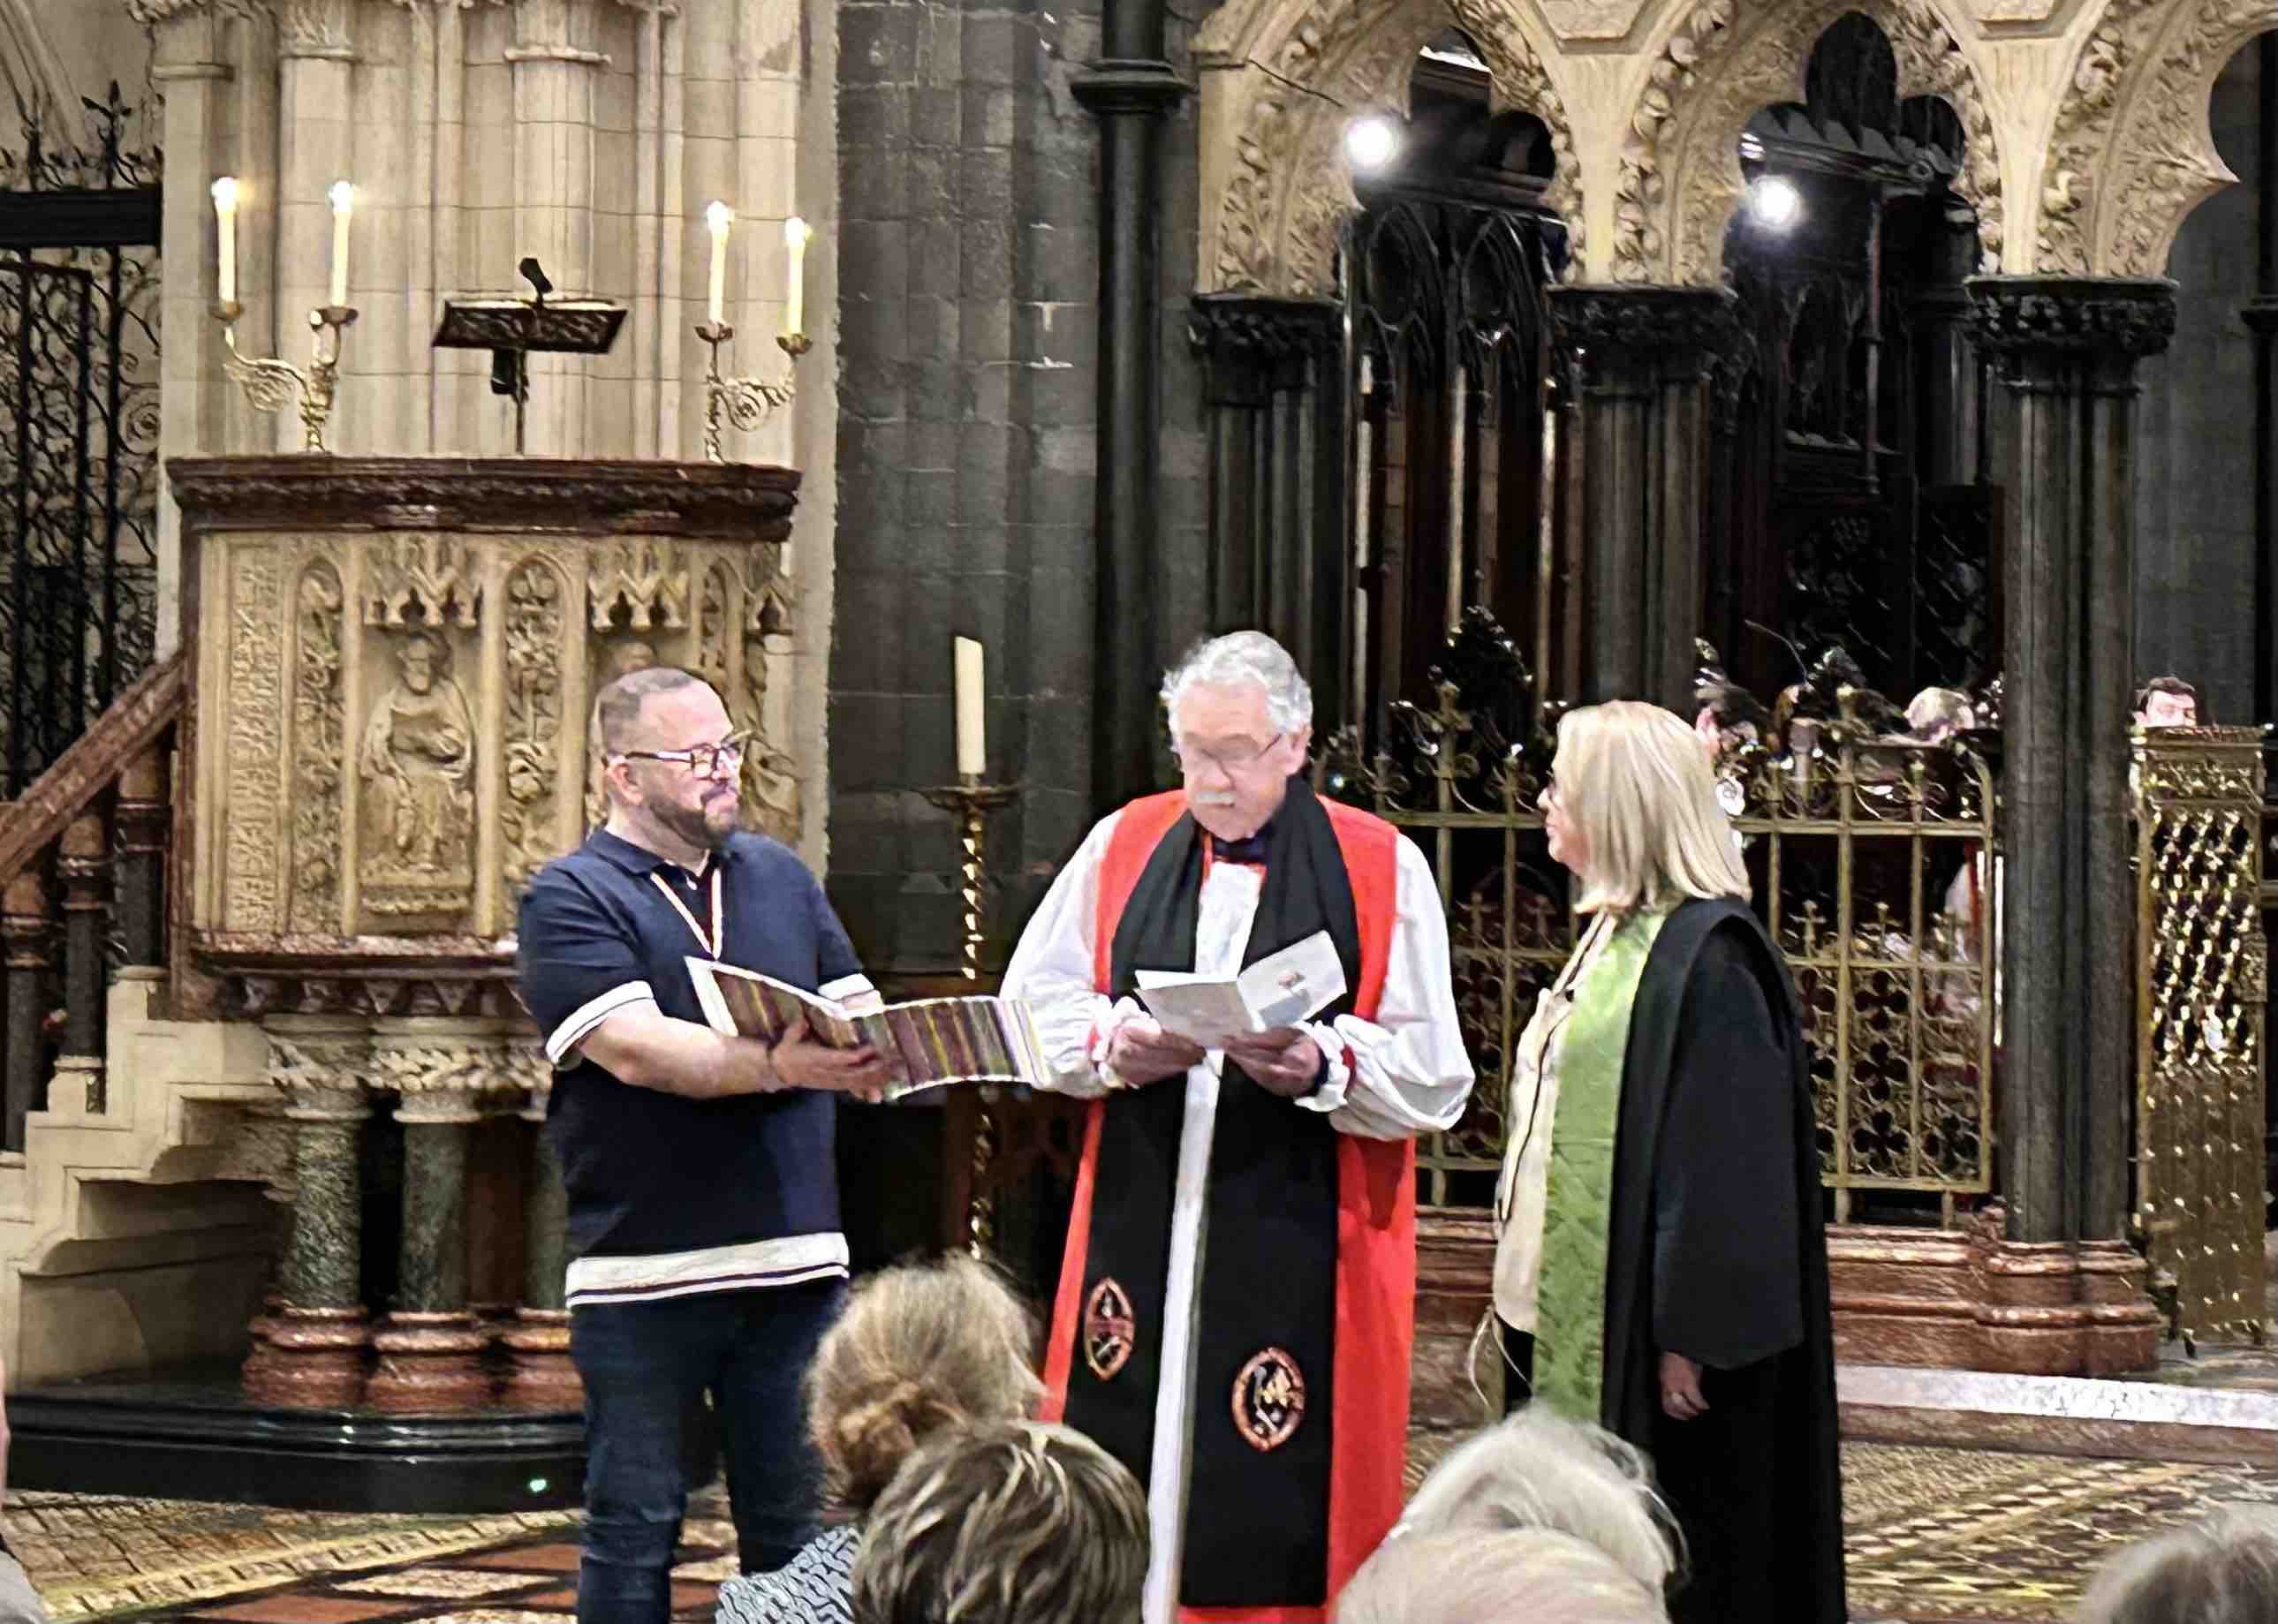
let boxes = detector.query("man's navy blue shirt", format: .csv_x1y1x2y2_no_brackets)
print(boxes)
517,827,867,1291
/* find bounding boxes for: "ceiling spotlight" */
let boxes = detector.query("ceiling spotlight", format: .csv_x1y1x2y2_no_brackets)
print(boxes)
1747,174,1803,231
1344,115,1400,172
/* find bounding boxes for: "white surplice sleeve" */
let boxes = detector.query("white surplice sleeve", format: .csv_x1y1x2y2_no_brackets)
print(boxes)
1292,833,1477,1141
1000,810,1132,1100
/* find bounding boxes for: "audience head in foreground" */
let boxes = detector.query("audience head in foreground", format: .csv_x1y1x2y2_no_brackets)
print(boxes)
2074,1507,2275,1624
1336,1409,1678,1624
715,1257,1042,1624
806,1254,1043,1515
850,1420,1149,1624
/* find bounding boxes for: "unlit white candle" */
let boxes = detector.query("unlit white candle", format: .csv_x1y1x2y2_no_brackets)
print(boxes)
211,178,238,306
954,637,985,778
327,180,352,307
783,216,809,340
706,200,732,328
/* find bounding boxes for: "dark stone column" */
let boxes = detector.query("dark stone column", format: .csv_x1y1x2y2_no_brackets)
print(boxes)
114,743,170,971
1187,294,1344,714
1,869,51,1153
250,1016,375,1407
56,810,110,1114
503,1039,579,1410
1547,286,1734,709
1915,202,1984,489
367,1020,496,1413
1969,277,2175,1262
1072,7,1188,814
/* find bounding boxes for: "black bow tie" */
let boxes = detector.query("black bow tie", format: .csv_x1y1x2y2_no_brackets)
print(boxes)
1213,831,1270,865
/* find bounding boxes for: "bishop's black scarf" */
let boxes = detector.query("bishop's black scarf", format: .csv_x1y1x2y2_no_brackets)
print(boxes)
1065,776,1363,1607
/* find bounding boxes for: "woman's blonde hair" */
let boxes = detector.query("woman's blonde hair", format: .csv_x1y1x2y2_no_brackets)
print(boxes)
1554,701,1749,913
806,1255,1045,1516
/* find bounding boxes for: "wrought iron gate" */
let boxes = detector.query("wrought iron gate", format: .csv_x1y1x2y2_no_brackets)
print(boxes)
0,87,163,797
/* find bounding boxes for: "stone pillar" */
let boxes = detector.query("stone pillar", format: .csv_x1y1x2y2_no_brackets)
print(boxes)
508,0,606,456
1188,296,1345,713
252,1016,375,1407
1074,7,1190,813
503,1031,579,1409
1968,276,2173,1371
138,0,240,657
276,0,360,453
367,1019,501,1412
1915,203,1984,490
1547,286,1734,709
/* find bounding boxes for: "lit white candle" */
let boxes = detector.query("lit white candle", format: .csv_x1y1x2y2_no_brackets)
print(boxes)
783,215,810,340
706,200,732,328
954,637,985,778
211,177,238,305
327,180,352,307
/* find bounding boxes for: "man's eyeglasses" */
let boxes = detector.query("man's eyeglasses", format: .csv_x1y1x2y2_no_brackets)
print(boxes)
614,733,750,778
1171,731,1285,774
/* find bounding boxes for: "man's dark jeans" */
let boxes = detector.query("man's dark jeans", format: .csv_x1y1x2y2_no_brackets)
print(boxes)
571,1280,843,1624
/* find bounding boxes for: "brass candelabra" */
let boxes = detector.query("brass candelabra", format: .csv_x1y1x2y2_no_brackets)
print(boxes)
916,773,1019,1258
214,300,357,453
696,322,807,464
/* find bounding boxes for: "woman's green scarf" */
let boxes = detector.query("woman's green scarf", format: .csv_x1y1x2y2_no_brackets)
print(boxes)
1531,908,1666,1419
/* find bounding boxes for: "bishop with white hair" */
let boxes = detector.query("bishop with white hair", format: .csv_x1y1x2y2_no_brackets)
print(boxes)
1001,630,1475,1624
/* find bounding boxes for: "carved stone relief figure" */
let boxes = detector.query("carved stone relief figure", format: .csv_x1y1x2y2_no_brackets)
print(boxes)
359,630,477,921
290,561,347,933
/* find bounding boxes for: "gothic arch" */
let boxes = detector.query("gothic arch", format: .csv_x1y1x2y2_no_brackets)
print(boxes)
1613,0,2004,284
2040,0,2272,278
1198,0,1583,297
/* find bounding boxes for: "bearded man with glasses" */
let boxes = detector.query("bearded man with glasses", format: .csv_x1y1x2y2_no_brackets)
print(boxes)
1002,630,1475,1624
516,667,892,1624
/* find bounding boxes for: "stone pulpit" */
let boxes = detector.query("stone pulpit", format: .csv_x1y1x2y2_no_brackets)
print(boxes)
170,457,802,1414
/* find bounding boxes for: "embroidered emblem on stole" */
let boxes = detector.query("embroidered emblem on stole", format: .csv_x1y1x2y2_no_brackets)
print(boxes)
1083,1278,1136,1380
1230,1346,1305,1451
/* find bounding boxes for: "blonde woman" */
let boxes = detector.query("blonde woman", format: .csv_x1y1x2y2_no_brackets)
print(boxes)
715,1257,1042,1624
1487,702,1843,1624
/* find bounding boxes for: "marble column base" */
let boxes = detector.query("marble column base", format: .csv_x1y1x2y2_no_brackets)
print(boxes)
367,1311,493,1413
242,1306,371,1408
500,1309,581,1411
1830,1219,2162,1376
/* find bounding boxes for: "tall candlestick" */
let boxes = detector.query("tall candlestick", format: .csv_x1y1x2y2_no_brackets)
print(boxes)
212,177,238,306
954,638,985,778
706,200,732,328
783,216,809,340
327,181,352,307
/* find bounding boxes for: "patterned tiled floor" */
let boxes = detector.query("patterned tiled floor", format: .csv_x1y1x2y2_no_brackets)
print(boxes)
10,1446,2273,1623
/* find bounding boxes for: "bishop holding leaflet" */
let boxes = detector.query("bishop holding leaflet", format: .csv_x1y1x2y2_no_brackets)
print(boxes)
1001,631,1475,1624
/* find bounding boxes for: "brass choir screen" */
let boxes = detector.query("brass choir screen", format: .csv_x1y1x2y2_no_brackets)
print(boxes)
1321,639,1998,1221
2131,728,2268,1345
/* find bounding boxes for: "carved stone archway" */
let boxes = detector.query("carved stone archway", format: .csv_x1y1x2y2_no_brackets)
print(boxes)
1612,0,2004,284
2039,0,2274,277
1196,0,1582,297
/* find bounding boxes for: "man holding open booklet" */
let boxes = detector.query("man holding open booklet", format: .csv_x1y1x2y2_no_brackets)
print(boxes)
999,631,1476,1624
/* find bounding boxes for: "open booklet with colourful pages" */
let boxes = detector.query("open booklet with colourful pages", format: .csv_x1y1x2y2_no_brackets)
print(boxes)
685,957,1050,1099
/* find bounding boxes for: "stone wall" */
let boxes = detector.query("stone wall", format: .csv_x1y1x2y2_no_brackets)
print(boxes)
823,0,1210,978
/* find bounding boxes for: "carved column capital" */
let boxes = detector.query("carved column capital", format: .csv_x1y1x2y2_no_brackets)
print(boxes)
125,0,269,22
1188,294,1340,406
262,1013,375,1117
1965,277,2177,370
1548,284,1736,391
371,1016,513,1122
278,0,357,59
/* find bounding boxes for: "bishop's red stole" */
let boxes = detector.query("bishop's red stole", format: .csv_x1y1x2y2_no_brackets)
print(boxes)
1038,789,1416,1623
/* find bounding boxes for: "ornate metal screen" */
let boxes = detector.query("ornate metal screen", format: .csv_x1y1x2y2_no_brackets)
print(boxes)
2131,728,2268,1346
0,87,163,797
1321,615,1999,1221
